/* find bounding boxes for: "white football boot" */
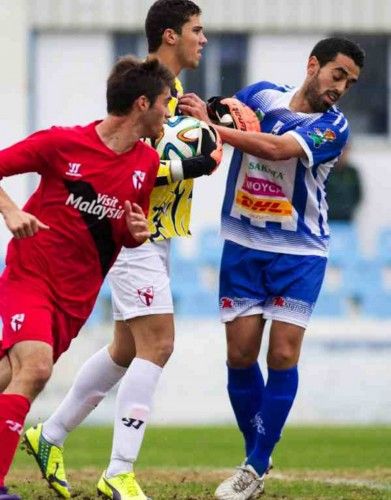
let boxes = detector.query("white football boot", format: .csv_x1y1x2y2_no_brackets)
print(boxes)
214,464,265,500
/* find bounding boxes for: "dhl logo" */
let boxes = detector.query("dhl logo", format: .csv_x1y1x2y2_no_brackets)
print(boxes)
235,190,293,216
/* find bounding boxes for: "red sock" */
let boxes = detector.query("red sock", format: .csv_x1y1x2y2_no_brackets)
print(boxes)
0,393,30,487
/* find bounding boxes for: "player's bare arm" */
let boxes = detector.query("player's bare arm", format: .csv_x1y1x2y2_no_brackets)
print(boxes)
0,187,49,238
124,201,151,243
215,125,307,162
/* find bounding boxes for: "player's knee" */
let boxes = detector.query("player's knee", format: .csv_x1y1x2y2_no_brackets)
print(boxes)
267,347,297,369
13,361,53,397
153,337,174,366
227,348,258,368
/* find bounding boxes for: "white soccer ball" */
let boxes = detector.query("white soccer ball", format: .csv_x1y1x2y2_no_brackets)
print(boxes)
154,115,205,160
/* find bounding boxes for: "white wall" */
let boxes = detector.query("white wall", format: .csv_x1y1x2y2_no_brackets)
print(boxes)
0,32,113,259
0,0,30,256
34,33,112,129
247,34,323,87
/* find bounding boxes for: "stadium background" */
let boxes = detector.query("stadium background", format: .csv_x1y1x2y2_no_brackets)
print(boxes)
0,0,390,425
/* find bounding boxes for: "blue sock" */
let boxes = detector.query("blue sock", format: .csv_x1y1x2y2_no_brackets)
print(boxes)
247,365,299,475
227,362,265,457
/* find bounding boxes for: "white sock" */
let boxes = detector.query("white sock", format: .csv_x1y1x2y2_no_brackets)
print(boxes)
43,345,127,446
106,357,162,477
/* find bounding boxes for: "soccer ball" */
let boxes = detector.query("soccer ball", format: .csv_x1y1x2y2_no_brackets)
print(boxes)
154,115,207,160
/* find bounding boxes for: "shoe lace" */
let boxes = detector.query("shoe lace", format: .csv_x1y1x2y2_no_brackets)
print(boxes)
117,473,140,496
232,466,261,492
50,446,67,482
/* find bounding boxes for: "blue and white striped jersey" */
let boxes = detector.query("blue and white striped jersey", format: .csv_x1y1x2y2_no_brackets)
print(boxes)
221,81,349,257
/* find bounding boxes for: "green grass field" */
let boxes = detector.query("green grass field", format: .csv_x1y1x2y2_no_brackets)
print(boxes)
9,425,391,499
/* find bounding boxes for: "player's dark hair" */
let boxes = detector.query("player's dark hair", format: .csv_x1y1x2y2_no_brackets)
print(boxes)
145,0,201,53
310,37,365,68
106,55,174,115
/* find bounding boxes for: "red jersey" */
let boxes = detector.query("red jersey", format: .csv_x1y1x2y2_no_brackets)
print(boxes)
0,121,159,319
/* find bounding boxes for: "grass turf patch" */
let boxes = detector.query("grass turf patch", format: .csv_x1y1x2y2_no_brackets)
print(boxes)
10,425,391,499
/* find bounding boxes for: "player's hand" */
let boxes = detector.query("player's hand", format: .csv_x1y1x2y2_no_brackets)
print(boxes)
178,93,210,123
168,123,222,182
207,96,261,132
3,208,50,238
124,201,150,243
195,122,223,175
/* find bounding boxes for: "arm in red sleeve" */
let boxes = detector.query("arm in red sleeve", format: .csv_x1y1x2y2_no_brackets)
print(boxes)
0,129,53,181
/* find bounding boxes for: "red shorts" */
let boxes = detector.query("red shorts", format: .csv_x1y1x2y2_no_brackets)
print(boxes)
0,275,86,363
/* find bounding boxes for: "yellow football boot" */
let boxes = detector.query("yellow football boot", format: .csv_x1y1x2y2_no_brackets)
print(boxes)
97,470,150,500
22,423,71,498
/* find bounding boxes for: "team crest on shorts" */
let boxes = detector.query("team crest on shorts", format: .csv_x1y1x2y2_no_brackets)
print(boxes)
10,313,25,332
220,297,234,309
137,286,154,306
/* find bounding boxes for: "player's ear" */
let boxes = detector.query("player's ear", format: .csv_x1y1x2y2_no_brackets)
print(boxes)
136,95,150,112
307,55,320,76
162,28,179,46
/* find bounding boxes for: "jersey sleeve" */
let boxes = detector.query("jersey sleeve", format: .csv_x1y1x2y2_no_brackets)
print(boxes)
286,112,349,168
235,81,280,108
0,129,53,181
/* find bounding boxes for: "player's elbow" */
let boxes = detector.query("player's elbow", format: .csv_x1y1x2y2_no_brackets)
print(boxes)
260,143,290,161
264,141,296,161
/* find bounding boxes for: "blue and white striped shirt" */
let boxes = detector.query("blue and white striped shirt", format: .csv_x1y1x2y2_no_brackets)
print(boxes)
221,81,349,257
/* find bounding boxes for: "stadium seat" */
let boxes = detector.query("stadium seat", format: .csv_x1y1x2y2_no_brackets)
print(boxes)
86,278,112,325
312,288,347,317
328,221,361,266
360,289,391,318
178,288,219,317
170,254,204,308
197,226,223,268
375,227,391,264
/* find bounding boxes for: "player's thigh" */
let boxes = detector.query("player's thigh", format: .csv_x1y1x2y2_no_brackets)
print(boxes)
226,314,266,368
108,243,173,321
267,320,305,369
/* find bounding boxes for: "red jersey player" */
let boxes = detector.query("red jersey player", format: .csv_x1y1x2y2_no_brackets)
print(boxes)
0,55,173,500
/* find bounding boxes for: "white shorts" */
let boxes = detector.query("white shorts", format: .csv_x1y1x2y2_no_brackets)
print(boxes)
108,240,173,320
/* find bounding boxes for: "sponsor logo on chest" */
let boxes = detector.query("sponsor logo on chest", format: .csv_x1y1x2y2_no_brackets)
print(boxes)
65,192,125,220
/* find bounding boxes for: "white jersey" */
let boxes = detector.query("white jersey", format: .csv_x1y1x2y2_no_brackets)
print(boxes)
221,81,350,257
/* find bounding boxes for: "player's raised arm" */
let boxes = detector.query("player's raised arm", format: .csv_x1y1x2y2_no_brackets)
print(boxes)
0,187,49,238
214,125,307,162
180,93,306,162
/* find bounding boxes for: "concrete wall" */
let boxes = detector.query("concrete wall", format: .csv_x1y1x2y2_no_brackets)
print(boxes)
0,0,30,253
29,0,391,33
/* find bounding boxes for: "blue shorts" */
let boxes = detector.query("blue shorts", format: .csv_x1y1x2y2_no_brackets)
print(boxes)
219,240,327,328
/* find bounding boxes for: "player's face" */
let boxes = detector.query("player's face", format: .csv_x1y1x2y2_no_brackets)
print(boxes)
143,86,171,139
176,15,207,69
305,53,360,113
